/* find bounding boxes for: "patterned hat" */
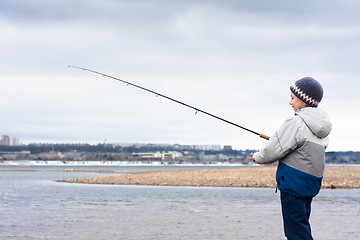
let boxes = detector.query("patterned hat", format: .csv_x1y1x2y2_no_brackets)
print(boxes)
290,77,323,107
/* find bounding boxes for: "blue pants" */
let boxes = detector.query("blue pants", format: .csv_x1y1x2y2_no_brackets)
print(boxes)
280,191,313,240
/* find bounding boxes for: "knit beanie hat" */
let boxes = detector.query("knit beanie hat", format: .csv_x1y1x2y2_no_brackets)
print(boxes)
290,77,323,107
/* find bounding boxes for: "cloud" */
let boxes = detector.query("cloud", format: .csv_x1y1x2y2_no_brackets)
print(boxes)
0,0,359,150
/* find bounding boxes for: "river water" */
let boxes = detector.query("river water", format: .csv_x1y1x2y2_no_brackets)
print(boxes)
1,165,359,240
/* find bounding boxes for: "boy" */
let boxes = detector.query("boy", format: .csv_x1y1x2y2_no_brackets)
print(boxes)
252,77,332,240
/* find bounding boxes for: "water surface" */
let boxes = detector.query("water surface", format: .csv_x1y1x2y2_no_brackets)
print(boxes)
1,166,359,240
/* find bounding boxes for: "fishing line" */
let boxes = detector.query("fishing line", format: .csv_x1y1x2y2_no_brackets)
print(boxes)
68,65,269,140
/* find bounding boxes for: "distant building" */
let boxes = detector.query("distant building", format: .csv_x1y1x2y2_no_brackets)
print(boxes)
162,151,183,161
1,135,11,146
12,137,20,146
194,145,222,151
130,151,183,161
37,151,62,160
130,152,163,161
223,145,233,151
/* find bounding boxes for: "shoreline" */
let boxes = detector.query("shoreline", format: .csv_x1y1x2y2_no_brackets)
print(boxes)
58,166,360,189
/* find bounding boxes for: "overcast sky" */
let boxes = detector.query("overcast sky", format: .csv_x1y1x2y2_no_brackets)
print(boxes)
1,0,359,151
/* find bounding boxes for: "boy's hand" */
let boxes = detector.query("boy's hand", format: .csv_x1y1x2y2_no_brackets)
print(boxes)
252,152,258,162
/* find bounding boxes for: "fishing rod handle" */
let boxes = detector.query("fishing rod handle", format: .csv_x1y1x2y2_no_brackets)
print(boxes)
260,133,270,140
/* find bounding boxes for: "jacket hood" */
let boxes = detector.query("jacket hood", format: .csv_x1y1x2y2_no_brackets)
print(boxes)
296,107,332,138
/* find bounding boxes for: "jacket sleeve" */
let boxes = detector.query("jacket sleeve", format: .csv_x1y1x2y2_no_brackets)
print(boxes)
255,117,301,164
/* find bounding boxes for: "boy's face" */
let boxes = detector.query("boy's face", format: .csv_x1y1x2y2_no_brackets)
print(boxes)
289,92,307,112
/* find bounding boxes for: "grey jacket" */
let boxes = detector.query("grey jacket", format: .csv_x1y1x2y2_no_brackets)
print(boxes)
255,107,332,197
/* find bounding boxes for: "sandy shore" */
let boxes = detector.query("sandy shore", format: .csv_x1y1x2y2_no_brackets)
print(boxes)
59,166,360,189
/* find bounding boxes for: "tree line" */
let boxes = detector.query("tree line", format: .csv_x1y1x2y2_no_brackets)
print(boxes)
1,143,359,164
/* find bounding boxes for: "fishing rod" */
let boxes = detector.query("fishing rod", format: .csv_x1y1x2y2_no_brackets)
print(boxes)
68,65,270,140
